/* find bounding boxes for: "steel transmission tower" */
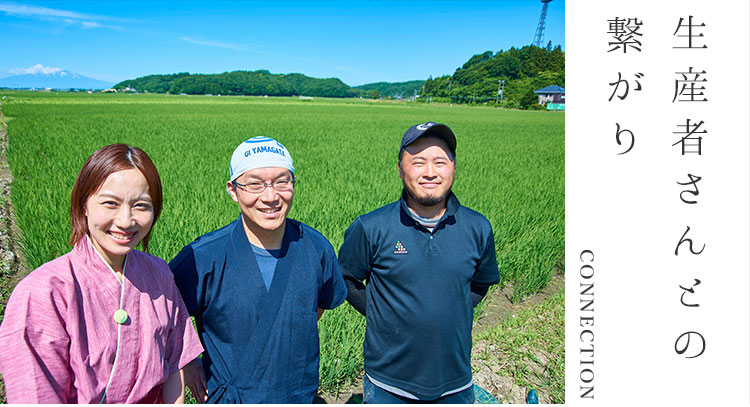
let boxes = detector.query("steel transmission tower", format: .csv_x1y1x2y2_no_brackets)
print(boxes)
532,0,553,48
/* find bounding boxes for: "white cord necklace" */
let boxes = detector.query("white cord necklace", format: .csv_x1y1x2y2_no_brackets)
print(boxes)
87,236,128,404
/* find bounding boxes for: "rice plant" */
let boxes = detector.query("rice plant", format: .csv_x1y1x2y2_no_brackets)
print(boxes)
2,91,563,390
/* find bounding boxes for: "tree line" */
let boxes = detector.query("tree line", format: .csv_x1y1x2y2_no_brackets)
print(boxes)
353,80,425,100
421,44,564,109
114,70,358,98
114,44,564,109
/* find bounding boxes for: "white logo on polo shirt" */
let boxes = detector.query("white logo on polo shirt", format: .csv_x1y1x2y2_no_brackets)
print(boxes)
393,240,408,254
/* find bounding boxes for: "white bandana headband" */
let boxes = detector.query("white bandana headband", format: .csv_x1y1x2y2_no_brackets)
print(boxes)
229,136,295,182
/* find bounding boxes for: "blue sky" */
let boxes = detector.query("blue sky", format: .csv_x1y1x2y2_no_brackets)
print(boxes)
0,1,564,86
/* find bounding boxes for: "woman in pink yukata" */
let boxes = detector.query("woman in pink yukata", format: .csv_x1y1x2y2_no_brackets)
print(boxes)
0,144,203,403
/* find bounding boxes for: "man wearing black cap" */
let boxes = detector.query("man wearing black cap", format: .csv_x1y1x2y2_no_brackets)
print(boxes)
338,121,500,403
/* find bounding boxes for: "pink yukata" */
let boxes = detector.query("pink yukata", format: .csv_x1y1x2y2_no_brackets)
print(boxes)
0,237,204,403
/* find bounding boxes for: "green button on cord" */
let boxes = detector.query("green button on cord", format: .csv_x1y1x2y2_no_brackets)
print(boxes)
113,309,128,324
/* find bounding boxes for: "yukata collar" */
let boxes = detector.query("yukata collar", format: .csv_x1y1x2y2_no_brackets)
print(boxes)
73,235,130,283
231,214,300,254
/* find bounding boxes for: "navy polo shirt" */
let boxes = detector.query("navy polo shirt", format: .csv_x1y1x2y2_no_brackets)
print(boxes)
338,191,499,400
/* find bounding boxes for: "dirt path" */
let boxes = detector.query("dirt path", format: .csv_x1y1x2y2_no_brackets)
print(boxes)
0,103,30,403
0,105,13,402
470,273,565,404
0,105,26,307
315,272,565,404
474,274,564,332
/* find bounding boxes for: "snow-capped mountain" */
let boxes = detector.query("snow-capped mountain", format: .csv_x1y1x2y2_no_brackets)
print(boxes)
0,69,113,90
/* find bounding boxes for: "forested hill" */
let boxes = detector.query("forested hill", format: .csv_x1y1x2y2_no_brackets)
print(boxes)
114,44,563,108
354,80,425,99
423,44,565,108
114,70,357,97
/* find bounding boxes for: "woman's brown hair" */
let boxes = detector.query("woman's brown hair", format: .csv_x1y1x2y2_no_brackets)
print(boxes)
69,144,163,252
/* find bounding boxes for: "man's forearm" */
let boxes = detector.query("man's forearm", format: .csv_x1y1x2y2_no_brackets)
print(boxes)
471,283,490,307
344,275,367,316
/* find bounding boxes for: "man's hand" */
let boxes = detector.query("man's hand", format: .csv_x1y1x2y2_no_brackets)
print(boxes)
182,358,208,403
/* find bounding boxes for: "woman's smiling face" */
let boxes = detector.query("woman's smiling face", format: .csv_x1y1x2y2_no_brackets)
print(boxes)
85,168,154,271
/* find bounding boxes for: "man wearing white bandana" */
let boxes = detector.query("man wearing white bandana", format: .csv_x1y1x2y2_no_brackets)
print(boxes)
170,136,347,403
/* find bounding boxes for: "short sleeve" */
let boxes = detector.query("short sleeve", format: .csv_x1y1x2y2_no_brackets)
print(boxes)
169,244,202,316
164,277,204,375
317,242,348,310
0,277,73,403
472,222,500,286
337,217,373,282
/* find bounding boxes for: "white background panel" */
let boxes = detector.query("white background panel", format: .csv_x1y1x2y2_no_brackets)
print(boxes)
566,0,749,404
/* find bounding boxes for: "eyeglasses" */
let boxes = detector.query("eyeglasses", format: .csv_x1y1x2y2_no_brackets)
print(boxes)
233,177,296,194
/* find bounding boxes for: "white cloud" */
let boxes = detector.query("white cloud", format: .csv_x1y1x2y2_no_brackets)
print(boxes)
10,64,63,75
0,2,125,30
0,3,95,19
80,21,102,29
182,36,247,51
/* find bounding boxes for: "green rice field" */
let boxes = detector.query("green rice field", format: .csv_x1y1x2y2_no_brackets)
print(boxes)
1,90,564,392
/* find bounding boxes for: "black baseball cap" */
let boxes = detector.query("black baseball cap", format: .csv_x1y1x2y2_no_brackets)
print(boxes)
400,121,457,156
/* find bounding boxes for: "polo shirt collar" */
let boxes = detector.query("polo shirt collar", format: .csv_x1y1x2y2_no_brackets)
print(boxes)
399,189,461,224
